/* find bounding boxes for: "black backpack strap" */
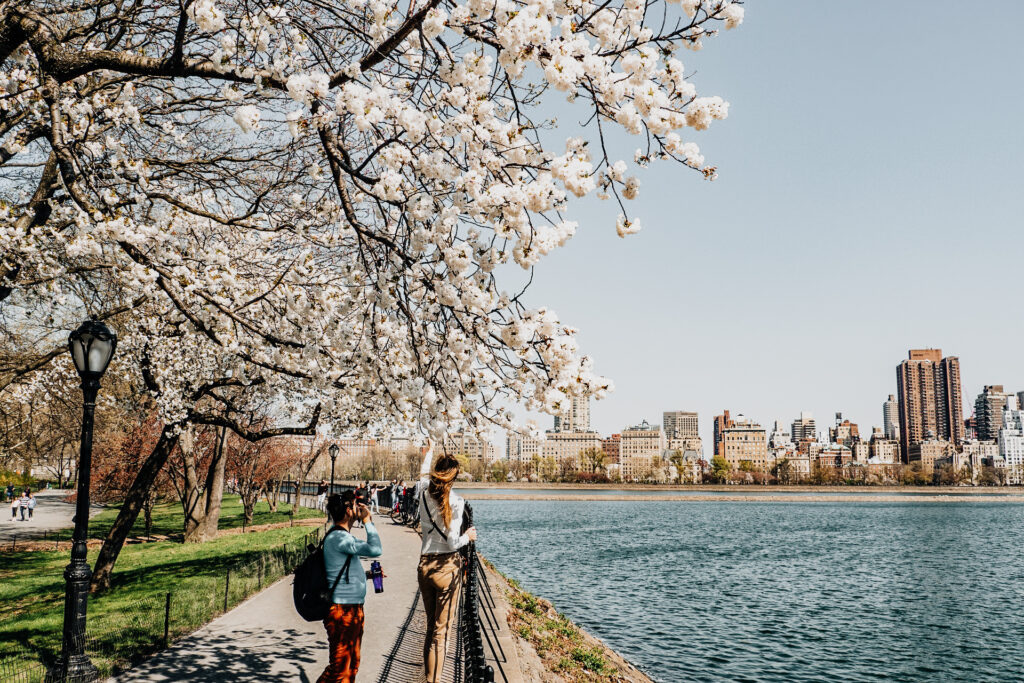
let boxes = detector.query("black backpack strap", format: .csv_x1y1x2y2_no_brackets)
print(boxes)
324,527,357,596
421,491,448,539
328,554,354,593
325,527,357,595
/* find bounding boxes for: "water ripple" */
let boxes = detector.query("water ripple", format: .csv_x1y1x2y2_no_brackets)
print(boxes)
473,500,1024,683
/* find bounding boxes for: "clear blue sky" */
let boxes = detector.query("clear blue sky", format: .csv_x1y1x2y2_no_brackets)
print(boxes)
511,1,1024,450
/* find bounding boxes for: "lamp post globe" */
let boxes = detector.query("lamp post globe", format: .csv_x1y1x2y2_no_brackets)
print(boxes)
328,444,340,495
58,320,116,682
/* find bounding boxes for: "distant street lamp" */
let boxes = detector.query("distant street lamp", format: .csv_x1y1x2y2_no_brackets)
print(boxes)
328,444,340,496
58,320,116,682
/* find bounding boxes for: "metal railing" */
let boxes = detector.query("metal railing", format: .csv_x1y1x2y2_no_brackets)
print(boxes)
270,480,401,511
459,503,507,683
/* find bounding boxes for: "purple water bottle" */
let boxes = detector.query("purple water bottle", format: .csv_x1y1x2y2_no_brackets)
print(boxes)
370,561,384,593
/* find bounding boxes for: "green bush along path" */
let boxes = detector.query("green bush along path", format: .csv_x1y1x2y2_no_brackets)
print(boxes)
0,495,324,679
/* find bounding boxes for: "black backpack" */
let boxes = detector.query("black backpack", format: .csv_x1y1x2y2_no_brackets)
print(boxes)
293,527,354,621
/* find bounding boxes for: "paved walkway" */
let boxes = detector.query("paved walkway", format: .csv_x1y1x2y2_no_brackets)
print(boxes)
112,517,431,683
0,489,102,544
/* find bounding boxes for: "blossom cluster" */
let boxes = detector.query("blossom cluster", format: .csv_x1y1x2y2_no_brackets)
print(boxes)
0,0,745,440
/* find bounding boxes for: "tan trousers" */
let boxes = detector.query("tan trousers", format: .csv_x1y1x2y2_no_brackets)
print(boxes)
417,552,463,683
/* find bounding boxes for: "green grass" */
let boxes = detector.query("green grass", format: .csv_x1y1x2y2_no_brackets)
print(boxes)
0,495,325,679
85,494,324,541
503,575,625,682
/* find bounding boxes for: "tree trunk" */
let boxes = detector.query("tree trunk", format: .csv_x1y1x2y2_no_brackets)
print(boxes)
91,427,179,592
195,425,227,542
242,494,255,525
143,494,153,538
264,482,279,512
178,427,207,543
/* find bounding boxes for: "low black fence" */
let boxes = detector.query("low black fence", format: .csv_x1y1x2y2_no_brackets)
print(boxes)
459,503,506,683
269,480,403,511
0,528,321,683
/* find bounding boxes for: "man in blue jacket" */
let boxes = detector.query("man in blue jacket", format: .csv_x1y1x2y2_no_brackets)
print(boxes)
319,491,382,683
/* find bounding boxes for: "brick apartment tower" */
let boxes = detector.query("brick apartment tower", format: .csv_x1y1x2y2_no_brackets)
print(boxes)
896,349,964,461
713,410,734,456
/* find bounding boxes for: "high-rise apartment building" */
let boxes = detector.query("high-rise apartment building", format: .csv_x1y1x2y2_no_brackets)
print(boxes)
999,396,1024,486
602,434,621,463
553,395,591,432
769,421,794,449
506,429,601,471
619,421,667,480
663,411,699,441
883,394,900,440
443,432,496,462
790,411,816,443
506,430,541,463
896,349,964,460
974,385,1008,442
721,416,768,472
713,410,734,456
542,431,604,468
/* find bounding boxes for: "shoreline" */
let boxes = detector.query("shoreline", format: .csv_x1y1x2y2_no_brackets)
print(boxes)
482,556,654,682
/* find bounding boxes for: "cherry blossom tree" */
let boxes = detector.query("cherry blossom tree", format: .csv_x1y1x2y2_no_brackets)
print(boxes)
225,431,301,524
0,0,745,582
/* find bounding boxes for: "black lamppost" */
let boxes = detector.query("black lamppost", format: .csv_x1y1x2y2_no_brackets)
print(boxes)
328,444,339,496
57,320,116,682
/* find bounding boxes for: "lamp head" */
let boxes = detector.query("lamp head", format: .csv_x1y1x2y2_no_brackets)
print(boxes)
329,444,339,461
68,320,117,380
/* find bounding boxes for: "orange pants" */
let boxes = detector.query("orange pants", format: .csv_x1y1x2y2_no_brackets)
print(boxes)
317,604,364,683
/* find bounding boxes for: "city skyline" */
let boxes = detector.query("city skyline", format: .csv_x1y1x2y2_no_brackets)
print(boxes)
504,1,1024,453
502,347,1022,466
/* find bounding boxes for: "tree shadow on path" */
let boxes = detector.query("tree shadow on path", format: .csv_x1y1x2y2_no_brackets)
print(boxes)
112,627,319,682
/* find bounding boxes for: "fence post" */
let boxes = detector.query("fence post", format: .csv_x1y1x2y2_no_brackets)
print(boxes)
224,570,231,612
163,592,171,647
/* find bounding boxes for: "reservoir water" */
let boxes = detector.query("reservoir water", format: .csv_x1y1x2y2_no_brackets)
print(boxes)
470,499,1024,682
457,486,1018,498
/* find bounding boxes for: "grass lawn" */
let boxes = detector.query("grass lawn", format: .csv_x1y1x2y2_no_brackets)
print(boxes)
0,495,325,680
85,493,325,540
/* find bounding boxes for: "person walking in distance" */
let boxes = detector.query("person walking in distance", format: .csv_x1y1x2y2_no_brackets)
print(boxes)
416,441,478,683
318,491,382,683
9,494,17,521
316,480,329,511
27,491,36,519
368,484,380,514
18,490,29,521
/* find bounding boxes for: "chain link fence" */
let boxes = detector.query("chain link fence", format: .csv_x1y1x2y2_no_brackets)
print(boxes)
0,528,322,683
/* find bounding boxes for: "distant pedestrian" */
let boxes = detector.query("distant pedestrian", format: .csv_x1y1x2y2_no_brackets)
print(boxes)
369,485,380,514
416,443,477,683
318,491,383,683
9,495,17,521
27,492,36,519
5,484,13,502
316,480,329,511
18,491,30,521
